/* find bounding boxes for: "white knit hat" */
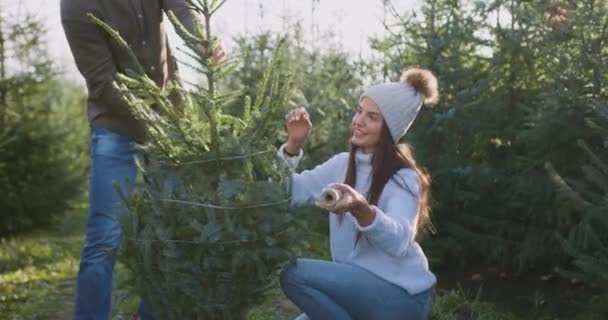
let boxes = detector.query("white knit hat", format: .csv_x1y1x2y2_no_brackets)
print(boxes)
360,68,439,143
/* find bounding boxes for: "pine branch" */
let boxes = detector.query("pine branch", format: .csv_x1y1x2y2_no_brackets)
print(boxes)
581,165,608,194
585,117,608,137
213,56,243,80
251,50,275,115
544,161,592,209
167,11,207,46
174,55,210,76
186,0,206,14
176,43,212,69
242,95,252,125
87,13,145,75
210,0,228,15
577,139,608,175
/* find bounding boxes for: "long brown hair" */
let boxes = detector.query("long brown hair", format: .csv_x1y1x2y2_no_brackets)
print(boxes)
343,123,432,242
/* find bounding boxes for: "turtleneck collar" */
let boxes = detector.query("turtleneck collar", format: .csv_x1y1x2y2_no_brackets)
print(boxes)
355,149,373,172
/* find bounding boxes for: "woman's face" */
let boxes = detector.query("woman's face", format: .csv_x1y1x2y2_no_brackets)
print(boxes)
351,97,384,153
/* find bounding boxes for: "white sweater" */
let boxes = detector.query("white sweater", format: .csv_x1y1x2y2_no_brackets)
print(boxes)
278,144,437,295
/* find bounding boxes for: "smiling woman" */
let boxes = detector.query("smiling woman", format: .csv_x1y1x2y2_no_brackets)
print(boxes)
351,97,384,153
277,67,439,320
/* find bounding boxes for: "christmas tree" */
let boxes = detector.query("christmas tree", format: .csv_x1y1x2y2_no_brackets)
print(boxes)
0,10,87,234
92,1,306,318
547,100,608,288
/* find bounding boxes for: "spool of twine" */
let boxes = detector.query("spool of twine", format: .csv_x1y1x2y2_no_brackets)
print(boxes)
318,187,351,211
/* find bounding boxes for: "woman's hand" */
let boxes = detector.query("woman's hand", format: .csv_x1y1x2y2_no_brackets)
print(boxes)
320,183,376,226
285,107,312,154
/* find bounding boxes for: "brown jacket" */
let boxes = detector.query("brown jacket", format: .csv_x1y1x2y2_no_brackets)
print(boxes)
60,0,199,141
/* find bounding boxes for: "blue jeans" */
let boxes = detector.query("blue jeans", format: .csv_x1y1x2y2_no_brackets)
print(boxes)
74,128,156,320
280,259,433,320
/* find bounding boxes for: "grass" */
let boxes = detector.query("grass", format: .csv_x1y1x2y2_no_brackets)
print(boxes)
109,269,301,320
429,288,518,320
0,202,86,320
0,202,303,320
248,286,521,320
247,287,300,320
0,204,525,320
1,203,593,320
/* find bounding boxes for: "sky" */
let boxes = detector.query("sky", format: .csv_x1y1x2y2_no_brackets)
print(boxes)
2,0,420,85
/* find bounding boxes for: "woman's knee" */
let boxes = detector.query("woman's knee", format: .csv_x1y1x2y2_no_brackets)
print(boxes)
280,258,315,292
280,260,300,288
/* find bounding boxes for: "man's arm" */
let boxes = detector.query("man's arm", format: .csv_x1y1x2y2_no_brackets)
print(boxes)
161,0,201,35
61,13,131,117
161,0,226,64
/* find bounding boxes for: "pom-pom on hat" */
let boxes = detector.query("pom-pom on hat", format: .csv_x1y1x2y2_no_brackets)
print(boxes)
360,68,439,143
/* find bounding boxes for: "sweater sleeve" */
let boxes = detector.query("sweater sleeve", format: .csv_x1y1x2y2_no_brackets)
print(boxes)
277,144,347,207
353,169,420,257
276,143,304,169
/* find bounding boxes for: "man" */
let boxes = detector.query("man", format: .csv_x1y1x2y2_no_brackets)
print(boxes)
60,1,224,319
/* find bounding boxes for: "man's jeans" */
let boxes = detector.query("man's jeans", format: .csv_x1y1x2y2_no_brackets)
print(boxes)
74,128,155,320
280,258,433,320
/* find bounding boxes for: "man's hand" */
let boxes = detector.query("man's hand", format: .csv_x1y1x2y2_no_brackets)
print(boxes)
195,38,226,65
210,38,226,64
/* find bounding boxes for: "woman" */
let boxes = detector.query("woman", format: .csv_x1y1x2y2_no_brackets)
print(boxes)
277,68,439,320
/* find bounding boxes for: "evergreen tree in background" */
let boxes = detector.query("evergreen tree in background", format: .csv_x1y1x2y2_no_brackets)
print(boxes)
0,7,87,234
92,0,306,318
546,99,608,317
512,0,608,271
548,100,608,288
375,0,608,272
226,27,365,169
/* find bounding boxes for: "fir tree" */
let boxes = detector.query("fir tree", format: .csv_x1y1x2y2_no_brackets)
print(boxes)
0,8,87,234
92,1,306,318
547,100,608,288
227,29,365,169
375,0,608,271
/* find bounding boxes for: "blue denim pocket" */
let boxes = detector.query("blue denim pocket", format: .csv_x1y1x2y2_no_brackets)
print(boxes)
90,128,137,159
